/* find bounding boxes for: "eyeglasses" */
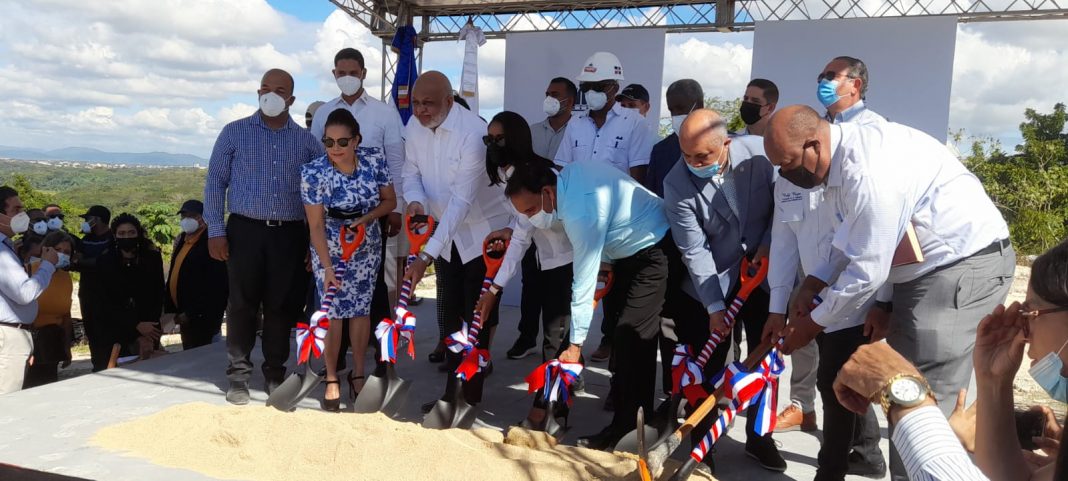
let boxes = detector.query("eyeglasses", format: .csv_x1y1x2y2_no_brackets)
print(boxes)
580,82,613,93
817,71,853,83
483,135,506,147
1021,305,1068,321
47,214,64,220
322,137,354,148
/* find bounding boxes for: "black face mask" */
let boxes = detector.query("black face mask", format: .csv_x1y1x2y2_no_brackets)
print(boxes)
739,101,764,126
486,144,511,170
116,238,139,252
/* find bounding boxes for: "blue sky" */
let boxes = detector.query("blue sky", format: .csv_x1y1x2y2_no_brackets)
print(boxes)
0,1,1063,158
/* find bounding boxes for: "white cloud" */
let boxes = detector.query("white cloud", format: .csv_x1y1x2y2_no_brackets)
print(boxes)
661,34,754,112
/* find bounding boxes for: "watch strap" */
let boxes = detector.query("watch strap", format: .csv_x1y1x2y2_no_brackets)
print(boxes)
874,373,931,416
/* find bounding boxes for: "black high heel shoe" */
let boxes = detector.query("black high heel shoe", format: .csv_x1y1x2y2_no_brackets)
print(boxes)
348,373,365,402
321,380,341,412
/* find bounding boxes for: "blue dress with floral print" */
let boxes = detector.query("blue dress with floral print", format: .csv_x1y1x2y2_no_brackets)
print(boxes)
300,147,391,318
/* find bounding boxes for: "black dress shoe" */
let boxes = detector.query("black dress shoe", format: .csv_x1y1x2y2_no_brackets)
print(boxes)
577,426,622,451
846,451,887,479
506,338,538,359
428,341,446,363
745,436,787,472
226,381,250,405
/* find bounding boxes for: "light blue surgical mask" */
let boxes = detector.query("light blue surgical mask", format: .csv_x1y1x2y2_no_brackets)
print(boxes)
1029,338,1068,403
687,162,721,179
817,79,840,108
56,252,71,270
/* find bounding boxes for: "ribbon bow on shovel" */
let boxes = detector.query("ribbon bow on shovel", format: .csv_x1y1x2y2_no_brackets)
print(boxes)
266,223,365,412
354,214,436,416
422,238,508,430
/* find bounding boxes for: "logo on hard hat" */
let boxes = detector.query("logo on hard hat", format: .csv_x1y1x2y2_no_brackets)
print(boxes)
614,66,622,75
584,65,597,73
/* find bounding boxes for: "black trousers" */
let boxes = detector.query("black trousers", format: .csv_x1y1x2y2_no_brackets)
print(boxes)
225,215,309,383
180,313,222,350
439,245,500,404
674,285,771,444
79,291,109,372
815,325,884,481
517,253,572,362
515,246,541,343
602,241,668,436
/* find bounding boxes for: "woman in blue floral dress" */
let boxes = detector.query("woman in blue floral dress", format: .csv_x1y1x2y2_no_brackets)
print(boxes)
301,108,396,412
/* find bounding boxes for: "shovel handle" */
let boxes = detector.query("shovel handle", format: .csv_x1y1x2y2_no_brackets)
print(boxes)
406,214,436,256
482,237,509,278
737,255,769,300
594,270,613,308
338,223,366,262
694,257,768,368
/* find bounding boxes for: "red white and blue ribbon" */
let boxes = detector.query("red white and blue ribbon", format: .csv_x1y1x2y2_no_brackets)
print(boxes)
689,342,786,463
447,275,494,380
525,360,584,406
671,293,746,406
375,254,419,363
295,260,347,364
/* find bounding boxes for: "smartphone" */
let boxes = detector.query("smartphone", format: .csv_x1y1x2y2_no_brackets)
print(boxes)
1015,409,1045,450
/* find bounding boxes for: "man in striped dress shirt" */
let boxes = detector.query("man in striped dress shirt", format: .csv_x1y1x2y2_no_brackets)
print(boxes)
205,69,325,405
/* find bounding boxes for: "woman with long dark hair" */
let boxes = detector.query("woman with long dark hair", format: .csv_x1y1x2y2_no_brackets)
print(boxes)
473,111,577,428
98,213,164,366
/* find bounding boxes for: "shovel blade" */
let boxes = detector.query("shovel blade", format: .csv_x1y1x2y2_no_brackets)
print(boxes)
265,365,322,412
422,378,479,430
615,424,661,454
352,364,412,417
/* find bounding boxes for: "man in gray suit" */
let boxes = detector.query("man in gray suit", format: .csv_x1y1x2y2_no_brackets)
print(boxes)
662,109,784,472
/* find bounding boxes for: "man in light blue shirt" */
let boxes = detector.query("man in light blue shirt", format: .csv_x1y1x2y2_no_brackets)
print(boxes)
503,159,669,451
0,186,58,394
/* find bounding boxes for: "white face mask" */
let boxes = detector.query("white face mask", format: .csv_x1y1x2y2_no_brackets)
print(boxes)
528,191,556,230
584,90,608,112
47,217,63,231
671,114,688,135
80,221,92,234
259,92,288,117
55,252,71,270
6,211,30,234
543,96,561,117
179,217,201,234
32,221,48,236
336,75,362,97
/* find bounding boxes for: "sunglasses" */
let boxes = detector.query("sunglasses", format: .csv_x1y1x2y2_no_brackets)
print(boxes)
48,214,64,220
483,135,506,147
580,82,613,93
322,137,354,148
817,71,852,83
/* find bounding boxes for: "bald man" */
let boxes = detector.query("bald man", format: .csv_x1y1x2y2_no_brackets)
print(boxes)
400,71,510,415
205,69,325,405
662,109,784,472
765,105,1013,481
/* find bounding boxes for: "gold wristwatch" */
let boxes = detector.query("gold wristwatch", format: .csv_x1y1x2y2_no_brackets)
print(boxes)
873,373,932,416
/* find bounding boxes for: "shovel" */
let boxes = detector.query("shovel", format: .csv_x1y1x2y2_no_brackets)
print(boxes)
616,256,767,454
422,238,508,430
354,214,436,416
266,224,365,411
520,271,614,438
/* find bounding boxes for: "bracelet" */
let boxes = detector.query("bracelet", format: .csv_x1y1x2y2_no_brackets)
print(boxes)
418,252,434,263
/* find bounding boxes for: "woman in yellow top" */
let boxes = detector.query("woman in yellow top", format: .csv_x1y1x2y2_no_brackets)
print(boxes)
23,230,75,388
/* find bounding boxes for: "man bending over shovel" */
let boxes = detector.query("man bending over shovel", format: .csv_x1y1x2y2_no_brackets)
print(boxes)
503,159,670,451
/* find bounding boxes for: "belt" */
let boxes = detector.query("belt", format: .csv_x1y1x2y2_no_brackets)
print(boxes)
230,214,304,228
326,208,367,220
973,238,1011,257
0,321,32,331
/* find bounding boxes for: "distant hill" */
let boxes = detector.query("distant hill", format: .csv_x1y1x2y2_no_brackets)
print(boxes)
0,145,207,167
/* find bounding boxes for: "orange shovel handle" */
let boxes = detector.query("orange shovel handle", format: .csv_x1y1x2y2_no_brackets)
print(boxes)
405,214,436,255
736,255,769,300
338,223,366,262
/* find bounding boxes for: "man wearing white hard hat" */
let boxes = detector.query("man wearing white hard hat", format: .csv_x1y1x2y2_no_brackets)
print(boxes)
554,51,657,373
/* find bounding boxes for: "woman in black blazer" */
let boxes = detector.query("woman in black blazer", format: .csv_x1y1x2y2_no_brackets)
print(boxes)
98,213,164,363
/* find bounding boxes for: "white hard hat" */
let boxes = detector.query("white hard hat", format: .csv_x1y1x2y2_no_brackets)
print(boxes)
576,51,624,82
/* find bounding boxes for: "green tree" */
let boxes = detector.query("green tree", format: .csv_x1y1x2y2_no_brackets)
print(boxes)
963,103,1068,255
135,202,182,255
657,96,747,138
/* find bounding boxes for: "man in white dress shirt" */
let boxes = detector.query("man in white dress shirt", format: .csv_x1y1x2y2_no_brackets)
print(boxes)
767,56,888,479
401,71,510,412
766,105,1015,480
554,51,656,367
0,186,59,394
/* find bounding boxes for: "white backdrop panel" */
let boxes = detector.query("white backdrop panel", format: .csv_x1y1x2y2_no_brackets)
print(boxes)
504,29,667,126
751,17,956,142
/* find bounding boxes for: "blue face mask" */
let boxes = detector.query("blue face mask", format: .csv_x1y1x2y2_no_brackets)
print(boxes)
1029,338,1068,403
687,161,721,179
817,79,840,108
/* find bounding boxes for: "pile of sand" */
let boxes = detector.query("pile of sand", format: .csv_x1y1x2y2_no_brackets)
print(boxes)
92,403,711,481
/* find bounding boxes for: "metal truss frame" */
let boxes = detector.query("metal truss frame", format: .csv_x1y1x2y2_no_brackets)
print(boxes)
330,0,1067,99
